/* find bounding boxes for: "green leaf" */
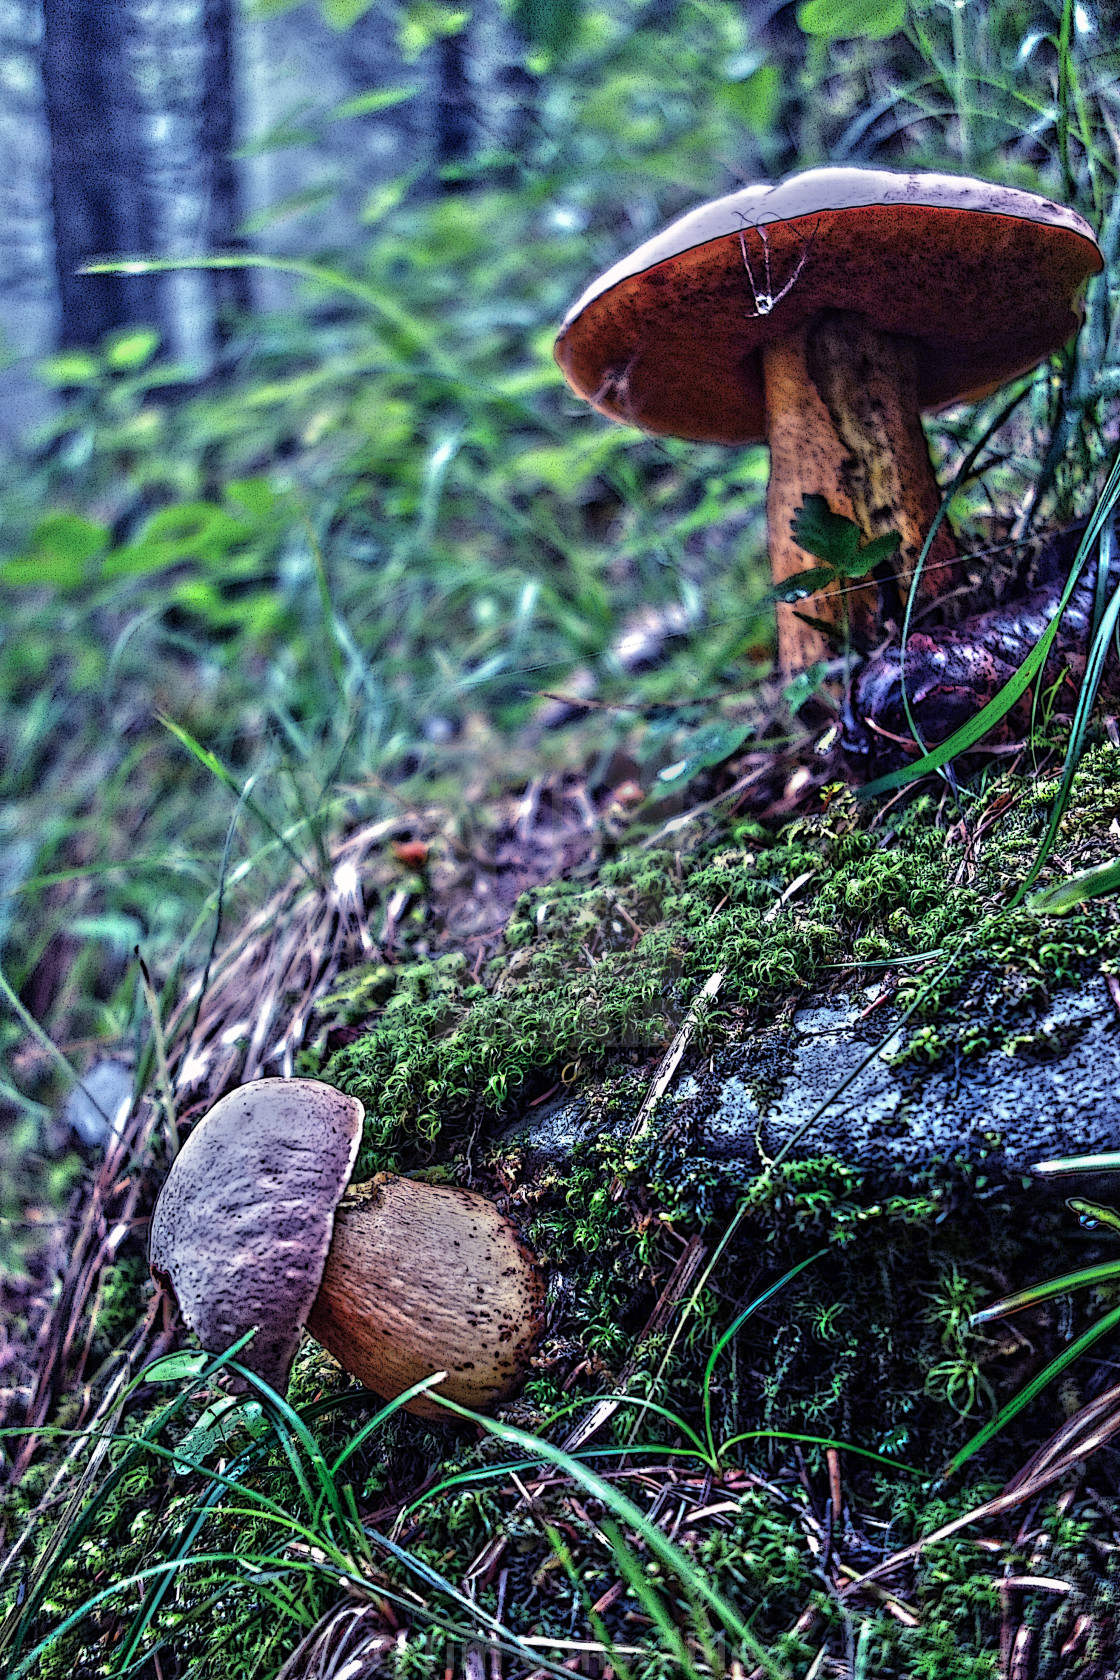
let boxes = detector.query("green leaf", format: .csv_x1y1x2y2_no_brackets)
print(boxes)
319,0,376,25
224,477,278,520
329,85,418,120
783,661,830,713
142,1351,209,1384
513,0,582,57
1027,855,1120,915
70,913,144,951
36,350,101,387
397,0,470,62
657,720,753,786
853,529,903,573
173,1398,267,1474
797,0,907,40
718,65,780,135
767,565,840,603
792,495,861,567
239,185,336,236
103,502,251,577
3,513,110,589
103,327,161,372
360,170,421,225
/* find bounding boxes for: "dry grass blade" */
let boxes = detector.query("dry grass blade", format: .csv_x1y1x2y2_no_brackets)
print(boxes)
274,1599,396,1680
3,815,403,1491
606,971,724,1201
5,1094,170,1484
842,1380,1120,1598
559,1234,710,1455
167,816,402,1099
1000,1378,1120,1497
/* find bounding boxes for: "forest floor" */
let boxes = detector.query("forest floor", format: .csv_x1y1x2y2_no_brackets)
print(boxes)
9,689,1120,1678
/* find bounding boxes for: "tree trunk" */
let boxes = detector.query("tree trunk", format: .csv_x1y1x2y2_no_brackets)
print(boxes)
41,0,147,347
202,0,251,335
0,0,58,447
41,0,244,363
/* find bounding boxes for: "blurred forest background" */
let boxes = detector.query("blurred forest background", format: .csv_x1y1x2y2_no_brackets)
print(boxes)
2,0,1120,1403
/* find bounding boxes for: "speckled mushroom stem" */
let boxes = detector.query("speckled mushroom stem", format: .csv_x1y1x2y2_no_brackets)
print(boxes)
764,310,964,678
306,1174,547,1420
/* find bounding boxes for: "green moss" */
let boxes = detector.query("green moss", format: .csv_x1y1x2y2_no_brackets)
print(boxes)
322,744,1120,1172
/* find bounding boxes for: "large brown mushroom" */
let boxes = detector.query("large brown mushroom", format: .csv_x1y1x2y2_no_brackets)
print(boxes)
148,1078,546,1419
555,166,1102,677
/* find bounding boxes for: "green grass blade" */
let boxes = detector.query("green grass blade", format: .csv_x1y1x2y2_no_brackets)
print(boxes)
398,1442,755,1518
702,1249,828,1462
600,1517,701,1678
0,959,114,1128
1027,854,1120,914
425,1397,787,1676
547,1520,637,1680
157,713,322,887
9,1552,343,1680
0,1335,258,1667
942,1299,1120,1480
541,1393,709,1457
1012,535,1120,904
859,448,1120,801
82,252,430,360
1032,1151,1120,1178
227,1361,349,1537
898,381,1036,760
368,1527,578,1680
327,1372,451,1478
717,1430,922,1476
969,1258,1120,1325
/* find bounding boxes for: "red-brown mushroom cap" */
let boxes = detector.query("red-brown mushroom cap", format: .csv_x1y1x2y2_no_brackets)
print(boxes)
149,1078,364,1393
555,166,1103,445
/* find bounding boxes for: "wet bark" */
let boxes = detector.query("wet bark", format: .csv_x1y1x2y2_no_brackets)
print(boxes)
845,520,1120,775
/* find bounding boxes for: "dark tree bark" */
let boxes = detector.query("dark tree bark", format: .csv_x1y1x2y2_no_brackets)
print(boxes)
202,0,251,333
41,0,246,357
436,31,474,181
0,0,58,446
41,0,154,346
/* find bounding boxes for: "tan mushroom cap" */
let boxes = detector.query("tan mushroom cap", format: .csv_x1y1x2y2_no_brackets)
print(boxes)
149,1078,364,1394
555,166,1103,444
306,1175,547,1420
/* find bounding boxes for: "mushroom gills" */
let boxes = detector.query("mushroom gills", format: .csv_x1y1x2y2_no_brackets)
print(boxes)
306,1174,547,1420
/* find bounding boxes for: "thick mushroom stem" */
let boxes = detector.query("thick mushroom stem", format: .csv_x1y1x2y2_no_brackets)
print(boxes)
306,1174,547,1420
764,309,964,678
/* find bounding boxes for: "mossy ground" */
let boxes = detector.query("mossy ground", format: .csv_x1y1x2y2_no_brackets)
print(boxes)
13,741,1120,1677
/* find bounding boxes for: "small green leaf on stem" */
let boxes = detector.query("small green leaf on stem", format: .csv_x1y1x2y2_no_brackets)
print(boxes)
792,495,901,576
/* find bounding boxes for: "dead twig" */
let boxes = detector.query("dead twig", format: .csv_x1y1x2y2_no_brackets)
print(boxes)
842,1380,1120,1597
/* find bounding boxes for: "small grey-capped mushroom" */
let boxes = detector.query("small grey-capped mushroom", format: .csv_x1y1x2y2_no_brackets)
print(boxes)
148,1077,547,1418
